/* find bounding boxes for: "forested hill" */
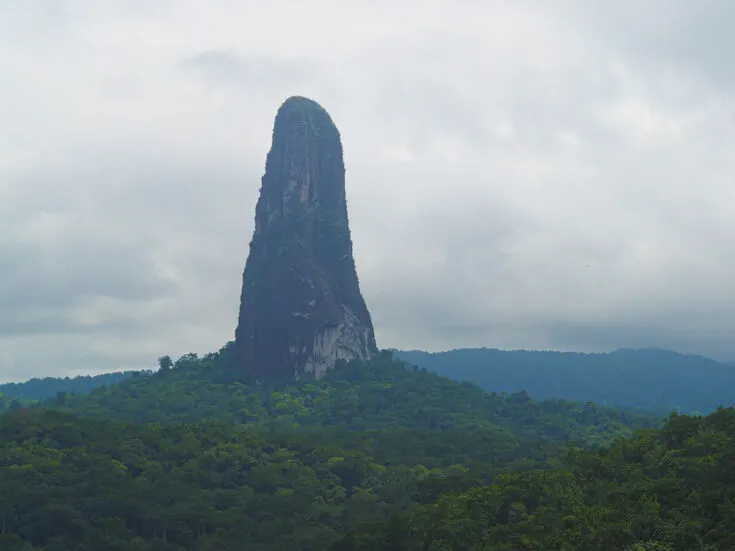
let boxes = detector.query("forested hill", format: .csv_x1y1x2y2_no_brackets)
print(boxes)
0,346,665,550
396,347,735,413
2,347,735,549
337,407,735,550
50,347,660,449
0,370,140,402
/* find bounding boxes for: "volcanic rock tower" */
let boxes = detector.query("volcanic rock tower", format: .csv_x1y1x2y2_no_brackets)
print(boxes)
234,96,377,379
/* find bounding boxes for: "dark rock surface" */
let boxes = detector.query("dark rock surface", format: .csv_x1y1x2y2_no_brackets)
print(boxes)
234,96,377,379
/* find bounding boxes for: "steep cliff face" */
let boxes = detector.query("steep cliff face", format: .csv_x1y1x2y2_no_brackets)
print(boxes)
234,96,377,380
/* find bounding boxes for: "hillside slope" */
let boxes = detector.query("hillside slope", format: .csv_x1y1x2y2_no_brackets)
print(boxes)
0,346,662,550
51,346,661,451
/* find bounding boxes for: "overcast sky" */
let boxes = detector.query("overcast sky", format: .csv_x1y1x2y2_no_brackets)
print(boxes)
2,1,735,381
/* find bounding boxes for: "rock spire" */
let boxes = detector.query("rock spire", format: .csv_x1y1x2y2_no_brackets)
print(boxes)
234,96,377,379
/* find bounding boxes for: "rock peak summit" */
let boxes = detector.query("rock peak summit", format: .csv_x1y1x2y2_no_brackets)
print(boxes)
234,96,377,379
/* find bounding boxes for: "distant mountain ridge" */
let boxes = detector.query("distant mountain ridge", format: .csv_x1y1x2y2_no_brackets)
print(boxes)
394,347,734,414
0,371,143,402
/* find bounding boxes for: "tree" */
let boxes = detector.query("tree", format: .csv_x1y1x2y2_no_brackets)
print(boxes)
157,356,173,372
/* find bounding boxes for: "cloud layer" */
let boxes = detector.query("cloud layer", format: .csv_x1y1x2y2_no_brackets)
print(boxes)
2,0,735,380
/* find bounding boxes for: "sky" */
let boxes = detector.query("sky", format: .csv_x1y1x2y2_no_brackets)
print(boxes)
2,0,735,381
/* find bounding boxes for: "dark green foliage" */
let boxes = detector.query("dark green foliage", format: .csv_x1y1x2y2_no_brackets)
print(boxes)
0,409,357,549
339,407,735,550
157,355,173,372
0,370,144,402
397,347,735,414
0,347,664,549
0,392,33,413
51,347,660,453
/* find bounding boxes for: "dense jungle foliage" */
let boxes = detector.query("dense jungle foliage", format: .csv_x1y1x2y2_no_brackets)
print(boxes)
1,346,732,549
336,408,735,551
0,392,34,413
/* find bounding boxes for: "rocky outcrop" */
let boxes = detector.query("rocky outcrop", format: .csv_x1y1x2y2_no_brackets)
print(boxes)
234,96,377,379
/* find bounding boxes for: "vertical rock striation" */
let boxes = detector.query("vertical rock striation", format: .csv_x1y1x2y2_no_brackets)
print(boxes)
234,96,377,379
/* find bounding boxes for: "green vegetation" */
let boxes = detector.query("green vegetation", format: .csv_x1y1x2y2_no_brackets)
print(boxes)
0,409,423,550
52,346,658,452
3,346,734,549
8,346,730,415
338,408,735,550
0,391,34,413
0,371,141,402
397,347,735,413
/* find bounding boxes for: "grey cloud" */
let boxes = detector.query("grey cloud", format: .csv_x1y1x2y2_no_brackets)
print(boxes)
0,140,252,373
0,315,141,338
547,319,735,362
551,1,735,89
0,239,169,311
182,50,312,84
0,333,161,382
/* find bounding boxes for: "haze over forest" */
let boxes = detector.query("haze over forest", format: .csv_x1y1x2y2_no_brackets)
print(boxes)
3,1,735,383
